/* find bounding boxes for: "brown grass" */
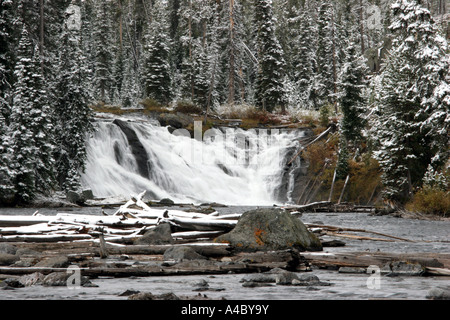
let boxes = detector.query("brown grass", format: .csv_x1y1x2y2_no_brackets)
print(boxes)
406,188,450,217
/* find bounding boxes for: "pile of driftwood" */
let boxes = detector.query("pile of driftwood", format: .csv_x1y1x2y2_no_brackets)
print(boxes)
0,194,350,244
1,191,449,280
0,191,239,244
0,191,313,278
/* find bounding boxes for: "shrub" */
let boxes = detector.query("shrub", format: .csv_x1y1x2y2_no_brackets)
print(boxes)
174,100,203,114
406,187,450,217
319,105,330,127
90,103,127,115
140,98,169,113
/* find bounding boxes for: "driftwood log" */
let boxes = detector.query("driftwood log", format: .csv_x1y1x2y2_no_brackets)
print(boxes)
302,251,450,276
0,248,309,277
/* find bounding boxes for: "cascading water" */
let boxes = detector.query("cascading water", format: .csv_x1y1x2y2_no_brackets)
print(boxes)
81,118,306,205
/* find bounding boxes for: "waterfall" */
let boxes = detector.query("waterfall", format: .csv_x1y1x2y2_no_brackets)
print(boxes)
81,118,307,205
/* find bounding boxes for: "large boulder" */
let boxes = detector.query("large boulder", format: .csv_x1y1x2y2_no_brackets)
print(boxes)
215,208,322,252
113,119,150,179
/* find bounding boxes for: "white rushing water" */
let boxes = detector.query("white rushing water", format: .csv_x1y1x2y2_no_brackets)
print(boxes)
81,119,304,205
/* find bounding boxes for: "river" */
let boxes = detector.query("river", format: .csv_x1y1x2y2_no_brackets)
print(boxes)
0,206,449,300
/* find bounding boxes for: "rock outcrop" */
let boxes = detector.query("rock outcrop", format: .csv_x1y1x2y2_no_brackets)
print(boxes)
215,208,322,252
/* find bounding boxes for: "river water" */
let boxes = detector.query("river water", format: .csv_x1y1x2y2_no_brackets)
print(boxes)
0,206,449,300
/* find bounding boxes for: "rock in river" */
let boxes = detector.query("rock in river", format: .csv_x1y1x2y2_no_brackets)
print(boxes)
134,223,174,245
215,208,322,252
163,246,207,261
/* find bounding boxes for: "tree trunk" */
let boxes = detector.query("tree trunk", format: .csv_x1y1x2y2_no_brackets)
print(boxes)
204,60,217,124
359,0,365,54
188,0,194,100
228,0,236,105
331,7,337,112
118,0,123,50
328,168,337,202
39,0,44,70
337,174,349,204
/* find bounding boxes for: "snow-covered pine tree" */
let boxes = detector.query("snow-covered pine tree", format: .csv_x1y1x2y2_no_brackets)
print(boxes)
7,27,55,203
217,0,246,106
254,0,286,112
338,44,368,144
371,51,418,203
335,137,350,180
203,1,222,110
422,164,448,191
28,47,56,194
0,0,15,120
273,0,298,75
191,40,210,108
178,0,196,102
371,0,449,203
315,2,336,106
121,52,141,108
53,11,94,192
176,0,221,108
143,1,172,105
403,2,449,172
79,0,96,100
113,45,125,105
422,78,450,170
0,108,14,203
292,1,318,109
92,0,115,103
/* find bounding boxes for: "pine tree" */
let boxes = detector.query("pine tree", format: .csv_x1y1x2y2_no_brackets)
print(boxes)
0,0,15,120
371,0,449,203
176,0,221,108
422,79,450,170
144,1,172,105
191,40,210,108
7,27,55,203
28,49,56,194
0,109,14,203
53,11,94,192
336,137,350,180
338,45,368,143
292,1,318,109
178,0,196,102
254,0,286,112
315,2,335,105
218,0,246,106
92,0,115,103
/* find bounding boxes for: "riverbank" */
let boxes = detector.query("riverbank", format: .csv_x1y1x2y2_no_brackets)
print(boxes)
0,205,449,300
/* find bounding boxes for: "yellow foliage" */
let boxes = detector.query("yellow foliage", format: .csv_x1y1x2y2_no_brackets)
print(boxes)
406,188,450,217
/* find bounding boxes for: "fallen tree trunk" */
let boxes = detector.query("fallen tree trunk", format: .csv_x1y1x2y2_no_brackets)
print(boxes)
0,216,51,227
103,243,232,258
0,263,267,278
164,216,237,232
302,251,450,271
426,267,450,276
284,201,332,214
322,231,396,242
305,223,414,242
287,126,332,166
0,234,93,242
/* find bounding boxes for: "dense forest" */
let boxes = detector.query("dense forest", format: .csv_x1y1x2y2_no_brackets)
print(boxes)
0,0,449,214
